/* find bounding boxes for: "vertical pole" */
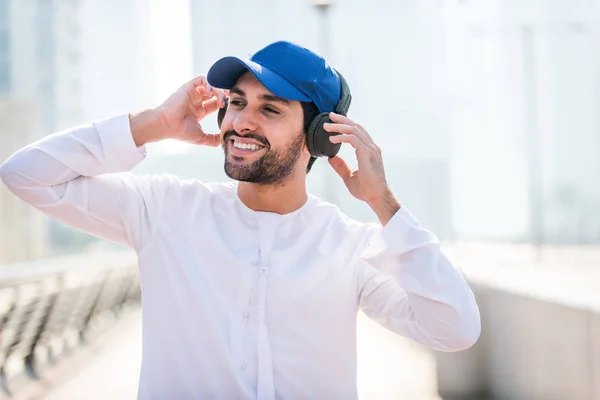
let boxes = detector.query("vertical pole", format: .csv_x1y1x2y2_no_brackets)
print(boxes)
522,25,544,262
314,1,338,205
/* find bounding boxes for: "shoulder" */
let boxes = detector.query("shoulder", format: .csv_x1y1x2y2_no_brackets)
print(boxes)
122,173,235,210
304,195,380,251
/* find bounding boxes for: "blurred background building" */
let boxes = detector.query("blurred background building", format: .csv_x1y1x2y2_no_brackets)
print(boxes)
2,0,600,262
0,0,83,133
446,0,600,245
0,99,46,263
0,0,84,262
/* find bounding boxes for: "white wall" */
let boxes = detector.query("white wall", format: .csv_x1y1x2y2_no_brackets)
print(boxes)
444,0,600,243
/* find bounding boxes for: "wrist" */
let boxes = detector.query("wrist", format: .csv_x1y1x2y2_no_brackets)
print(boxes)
129,109,169,146
366,188,401,226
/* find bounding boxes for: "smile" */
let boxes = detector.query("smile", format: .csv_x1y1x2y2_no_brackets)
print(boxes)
233,141,262,151
228,138,267,156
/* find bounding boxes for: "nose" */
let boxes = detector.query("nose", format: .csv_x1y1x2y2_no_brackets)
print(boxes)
233,107,259,134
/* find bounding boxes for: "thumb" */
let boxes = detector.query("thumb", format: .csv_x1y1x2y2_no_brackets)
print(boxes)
328,156,351,181
204,133,222,147
197,130,221,147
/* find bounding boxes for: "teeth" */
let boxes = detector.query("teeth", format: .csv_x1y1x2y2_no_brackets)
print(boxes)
233,141,261,151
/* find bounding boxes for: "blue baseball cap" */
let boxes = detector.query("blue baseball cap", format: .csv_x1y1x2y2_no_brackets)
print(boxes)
206,41,341,113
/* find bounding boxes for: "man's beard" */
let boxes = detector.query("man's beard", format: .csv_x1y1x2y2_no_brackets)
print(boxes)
222,130,305,185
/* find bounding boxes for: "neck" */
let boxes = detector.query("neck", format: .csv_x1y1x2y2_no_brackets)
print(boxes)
237,176,308,215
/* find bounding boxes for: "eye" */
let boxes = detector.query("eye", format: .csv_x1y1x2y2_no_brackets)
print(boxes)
264,106,280,115
230,99,245,107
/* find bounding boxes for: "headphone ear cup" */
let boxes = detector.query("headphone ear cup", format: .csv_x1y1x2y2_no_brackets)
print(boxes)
306,112,328,158
306,113,342,158
217,98,228,129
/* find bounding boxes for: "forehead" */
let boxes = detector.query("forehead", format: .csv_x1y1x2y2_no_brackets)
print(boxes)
230,72,302,114
232,72,274,96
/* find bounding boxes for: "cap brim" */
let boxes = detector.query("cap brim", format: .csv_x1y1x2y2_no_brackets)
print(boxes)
207,57,311,102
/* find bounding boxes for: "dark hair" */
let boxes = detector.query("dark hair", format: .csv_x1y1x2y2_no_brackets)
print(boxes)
301,101,320,173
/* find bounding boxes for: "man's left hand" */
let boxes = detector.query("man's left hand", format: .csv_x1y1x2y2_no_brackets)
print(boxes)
324,112,390,203
324,113,401,225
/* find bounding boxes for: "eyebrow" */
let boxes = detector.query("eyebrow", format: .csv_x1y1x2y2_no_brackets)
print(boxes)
230,87,291,105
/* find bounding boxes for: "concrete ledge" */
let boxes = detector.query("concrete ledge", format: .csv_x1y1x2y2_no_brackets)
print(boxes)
591,313,600,400
436,273,600,400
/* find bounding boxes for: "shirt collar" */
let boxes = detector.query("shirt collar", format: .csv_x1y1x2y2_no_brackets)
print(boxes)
231,181,316,220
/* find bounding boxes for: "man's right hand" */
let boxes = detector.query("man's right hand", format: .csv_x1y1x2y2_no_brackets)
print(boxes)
130,76,227,147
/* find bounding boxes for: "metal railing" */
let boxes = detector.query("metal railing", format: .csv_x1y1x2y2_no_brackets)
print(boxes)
0,251,139,396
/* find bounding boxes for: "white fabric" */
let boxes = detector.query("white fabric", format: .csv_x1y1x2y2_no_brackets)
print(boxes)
0,114,481,399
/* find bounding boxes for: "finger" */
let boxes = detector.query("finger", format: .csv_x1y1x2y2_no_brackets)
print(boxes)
328,156,352,181
198,84,215,101
198,86,226,108
328,133,370,152
329,112,362,130
189,76,226,107
189,87,205,107
189,77,211,100
202,97,221,115
199,132,221,147
212,88,227,107
188,97,218,119
189,75,207,87
189,76,216,100
324,123,373,149
329,112,374,142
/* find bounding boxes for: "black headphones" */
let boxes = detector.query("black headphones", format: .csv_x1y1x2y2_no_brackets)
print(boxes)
217,69,352,158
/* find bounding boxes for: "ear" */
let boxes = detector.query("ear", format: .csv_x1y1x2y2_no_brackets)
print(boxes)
302,140,311,155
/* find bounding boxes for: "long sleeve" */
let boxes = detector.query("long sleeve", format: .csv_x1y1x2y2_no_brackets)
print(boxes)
0,114,165,253
357,207,481,352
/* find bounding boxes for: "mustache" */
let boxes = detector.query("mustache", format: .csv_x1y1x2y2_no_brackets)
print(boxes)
223,130,270,147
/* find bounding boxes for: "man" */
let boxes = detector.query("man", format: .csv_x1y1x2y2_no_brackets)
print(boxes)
0,41,480,399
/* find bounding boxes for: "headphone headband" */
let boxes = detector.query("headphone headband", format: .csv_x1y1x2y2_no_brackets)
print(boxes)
304,68,352,158
333,69,352,116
